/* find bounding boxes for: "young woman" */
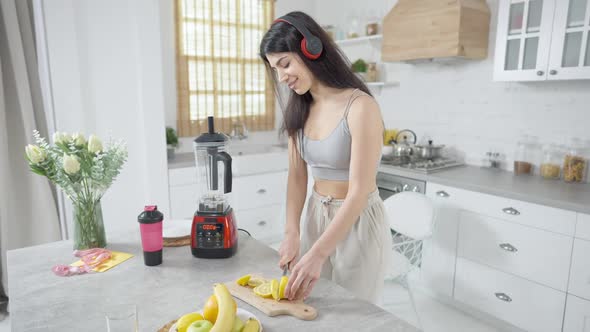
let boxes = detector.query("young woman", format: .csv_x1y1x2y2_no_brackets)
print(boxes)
259,11,392,304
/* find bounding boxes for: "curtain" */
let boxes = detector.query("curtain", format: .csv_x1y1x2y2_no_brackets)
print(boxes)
0,0,62,313
175,0,275,137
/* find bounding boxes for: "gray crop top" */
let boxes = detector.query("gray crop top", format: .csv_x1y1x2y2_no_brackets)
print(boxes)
298,89,376,181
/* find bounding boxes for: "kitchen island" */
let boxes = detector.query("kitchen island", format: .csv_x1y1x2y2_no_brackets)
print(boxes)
7,231,418,331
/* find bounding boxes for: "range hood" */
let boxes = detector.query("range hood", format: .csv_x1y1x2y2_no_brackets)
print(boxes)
381,0,491,62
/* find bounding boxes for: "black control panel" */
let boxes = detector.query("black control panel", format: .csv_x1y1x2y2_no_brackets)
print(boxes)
196,223,224,249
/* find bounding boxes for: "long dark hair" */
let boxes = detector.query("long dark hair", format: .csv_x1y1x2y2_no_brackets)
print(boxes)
259,11,372,141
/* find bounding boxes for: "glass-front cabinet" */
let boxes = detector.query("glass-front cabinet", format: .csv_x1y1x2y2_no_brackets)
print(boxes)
495,0,590,81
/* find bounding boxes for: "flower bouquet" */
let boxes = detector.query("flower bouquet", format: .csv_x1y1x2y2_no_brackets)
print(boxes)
25,130,128,249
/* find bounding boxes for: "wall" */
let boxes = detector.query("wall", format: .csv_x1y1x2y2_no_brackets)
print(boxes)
316,0,590,170
161,0,316,153
42,0,170,235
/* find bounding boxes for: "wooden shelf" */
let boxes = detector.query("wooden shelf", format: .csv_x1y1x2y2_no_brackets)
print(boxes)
335,34,382,46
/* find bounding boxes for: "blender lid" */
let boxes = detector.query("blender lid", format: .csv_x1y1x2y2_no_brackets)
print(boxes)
194,116,228,144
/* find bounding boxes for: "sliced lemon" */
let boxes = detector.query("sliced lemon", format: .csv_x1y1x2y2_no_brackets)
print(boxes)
270,279,280,300
278,276,288,300
236,274,251,286
247,277,267,288
253,282,273,298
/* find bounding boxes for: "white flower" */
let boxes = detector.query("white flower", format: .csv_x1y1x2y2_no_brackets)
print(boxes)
25,144,46,164
72,132,86,146
63,154,80,175
88,135,103,153
53,132,71,144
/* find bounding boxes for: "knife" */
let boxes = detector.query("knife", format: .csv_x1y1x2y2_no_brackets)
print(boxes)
282,263,289,276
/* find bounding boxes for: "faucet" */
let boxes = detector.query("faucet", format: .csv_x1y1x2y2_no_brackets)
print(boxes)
229,121,248,140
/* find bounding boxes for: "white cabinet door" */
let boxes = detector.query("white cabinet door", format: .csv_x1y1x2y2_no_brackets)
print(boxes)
494,0,557,81
548,0,590,79
232,171,288,211
454,258,566,332
563,294,590,332
235,204,284,245
458,211,573,291
568,238,590,300
421,183,460,297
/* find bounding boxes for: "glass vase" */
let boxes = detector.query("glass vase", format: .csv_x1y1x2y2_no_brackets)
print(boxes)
72,199,107,250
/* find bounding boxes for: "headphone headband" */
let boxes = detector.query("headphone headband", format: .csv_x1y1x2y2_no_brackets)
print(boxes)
272,15,323,60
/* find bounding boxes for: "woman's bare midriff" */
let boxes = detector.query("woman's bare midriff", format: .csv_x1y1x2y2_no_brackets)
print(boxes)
313,179,377,199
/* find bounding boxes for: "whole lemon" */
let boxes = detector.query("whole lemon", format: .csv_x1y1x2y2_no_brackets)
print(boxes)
176,312,204,332
202,295,218,323
202,294,238,323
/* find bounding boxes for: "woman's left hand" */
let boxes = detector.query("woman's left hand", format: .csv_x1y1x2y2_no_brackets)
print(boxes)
284,251,325,301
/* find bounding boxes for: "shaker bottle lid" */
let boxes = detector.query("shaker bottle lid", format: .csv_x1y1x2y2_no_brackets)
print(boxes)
137,205,164,223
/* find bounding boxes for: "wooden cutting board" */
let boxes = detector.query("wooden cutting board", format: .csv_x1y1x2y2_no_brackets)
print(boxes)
225,276,318,321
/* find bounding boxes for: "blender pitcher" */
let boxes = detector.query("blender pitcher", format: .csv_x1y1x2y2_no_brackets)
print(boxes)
194,116,232,212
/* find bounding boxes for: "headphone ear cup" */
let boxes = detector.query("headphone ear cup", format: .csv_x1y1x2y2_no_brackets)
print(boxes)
300,37,322,60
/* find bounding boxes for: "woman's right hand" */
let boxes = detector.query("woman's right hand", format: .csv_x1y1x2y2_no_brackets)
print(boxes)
278,232,300,270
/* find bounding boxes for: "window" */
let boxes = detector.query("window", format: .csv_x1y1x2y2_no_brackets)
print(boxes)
175,0,275,137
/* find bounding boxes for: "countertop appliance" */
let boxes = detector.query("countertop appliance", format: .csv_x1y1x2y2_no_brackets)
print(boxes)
381,155,464,174
191,116,238,258
377,171,426,201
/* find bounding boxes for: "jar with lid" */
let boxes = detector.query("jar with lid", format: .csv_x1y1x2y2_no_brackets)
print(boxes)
513,136,539,175
366,63,378,82
540,144,563,180
562,138,587,183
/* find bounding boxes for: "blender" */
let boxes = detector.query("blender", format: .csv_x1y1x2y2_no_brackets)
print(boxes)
191,116,238,258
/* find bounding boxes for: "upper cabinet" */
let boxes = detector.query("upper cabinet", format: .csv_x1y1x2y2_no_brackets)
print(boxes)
494,0,590,81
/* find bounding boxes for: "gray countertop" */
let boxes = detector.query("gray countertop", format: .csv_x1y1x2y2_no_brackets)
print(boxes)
7,231,418,332
379,164,590,214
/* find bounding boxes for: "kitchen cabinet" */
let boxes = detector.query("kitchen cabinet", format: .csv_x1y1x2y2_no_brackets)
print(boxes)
494,0,590,81
421,183,461,298
167,162,288,246
423,181,587,331
455,257,566,332
563,294,590,332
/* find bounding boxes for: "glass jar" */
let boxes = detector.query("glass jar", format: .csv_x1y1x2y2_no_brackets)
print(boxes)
347,15,361,39
322,25,336,41
540,144,562,180
563,138,587,183
514,136,538,175
366,63,378,82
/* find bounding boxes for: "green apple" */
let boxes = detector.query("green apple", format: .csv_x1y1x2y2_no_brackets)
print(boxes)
231,316,244,332
186,320,213,332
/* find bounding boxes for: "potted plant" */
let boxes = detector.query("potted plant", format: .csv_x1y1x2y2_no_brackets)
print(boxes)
166,127,179,160
351,59,368,81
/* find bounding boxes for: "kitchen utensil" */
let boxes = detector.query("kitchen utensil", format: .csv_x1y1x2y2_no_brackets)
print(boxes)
225,275,318,320
415,140,445,160
391,129,417,157
191,116,238,258
282,266,289,276
137,205,163,266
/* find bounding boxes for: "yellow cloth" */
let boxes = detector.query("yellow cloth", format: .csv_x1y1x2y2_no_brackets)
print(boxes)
71,251,134,273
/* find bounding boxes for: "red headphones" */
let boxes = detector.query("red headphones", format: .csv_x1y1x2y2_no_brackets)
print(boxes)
273,15,323,60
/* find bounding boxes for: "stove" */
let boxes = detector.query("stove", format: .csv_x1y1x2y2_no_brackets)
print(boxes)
381,156,465,174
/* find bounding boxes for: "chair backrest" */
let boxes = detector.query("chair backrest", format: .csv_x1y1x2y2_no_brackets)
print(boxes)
383,191,435,240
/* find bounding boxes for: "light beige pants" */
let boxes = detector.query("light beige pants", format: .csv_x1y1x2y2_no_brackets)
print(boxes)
300,189,393,304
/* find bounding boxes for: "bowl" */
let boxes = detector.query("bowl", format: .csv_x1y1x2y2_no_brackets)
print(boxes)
168,308,263,332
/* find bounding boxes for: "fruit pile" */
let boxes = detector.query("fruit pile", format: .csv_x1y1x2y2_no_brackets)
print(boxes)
235,274,289,301
175,283,260,332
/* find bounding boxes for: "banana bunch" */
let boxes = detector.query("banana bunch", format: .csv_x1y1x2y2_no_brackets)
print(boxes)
210,283,237,332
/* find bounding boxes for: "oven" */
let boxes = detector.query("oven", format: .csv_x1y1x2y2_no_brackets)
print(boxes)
377,171,426,201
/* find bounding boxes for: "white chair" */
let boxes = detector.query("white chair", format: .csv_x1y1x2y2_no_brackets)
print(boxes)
383,191,435,330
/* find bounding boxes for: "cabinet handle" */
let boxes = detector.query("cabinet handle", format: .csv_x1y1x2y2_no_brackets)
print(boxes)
257,220,267,226
495,292,512,303
536,70,544,76
550,69,558,75
257,188,267,194
502,207,520,215
436,190,450,198
499,243,518,253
